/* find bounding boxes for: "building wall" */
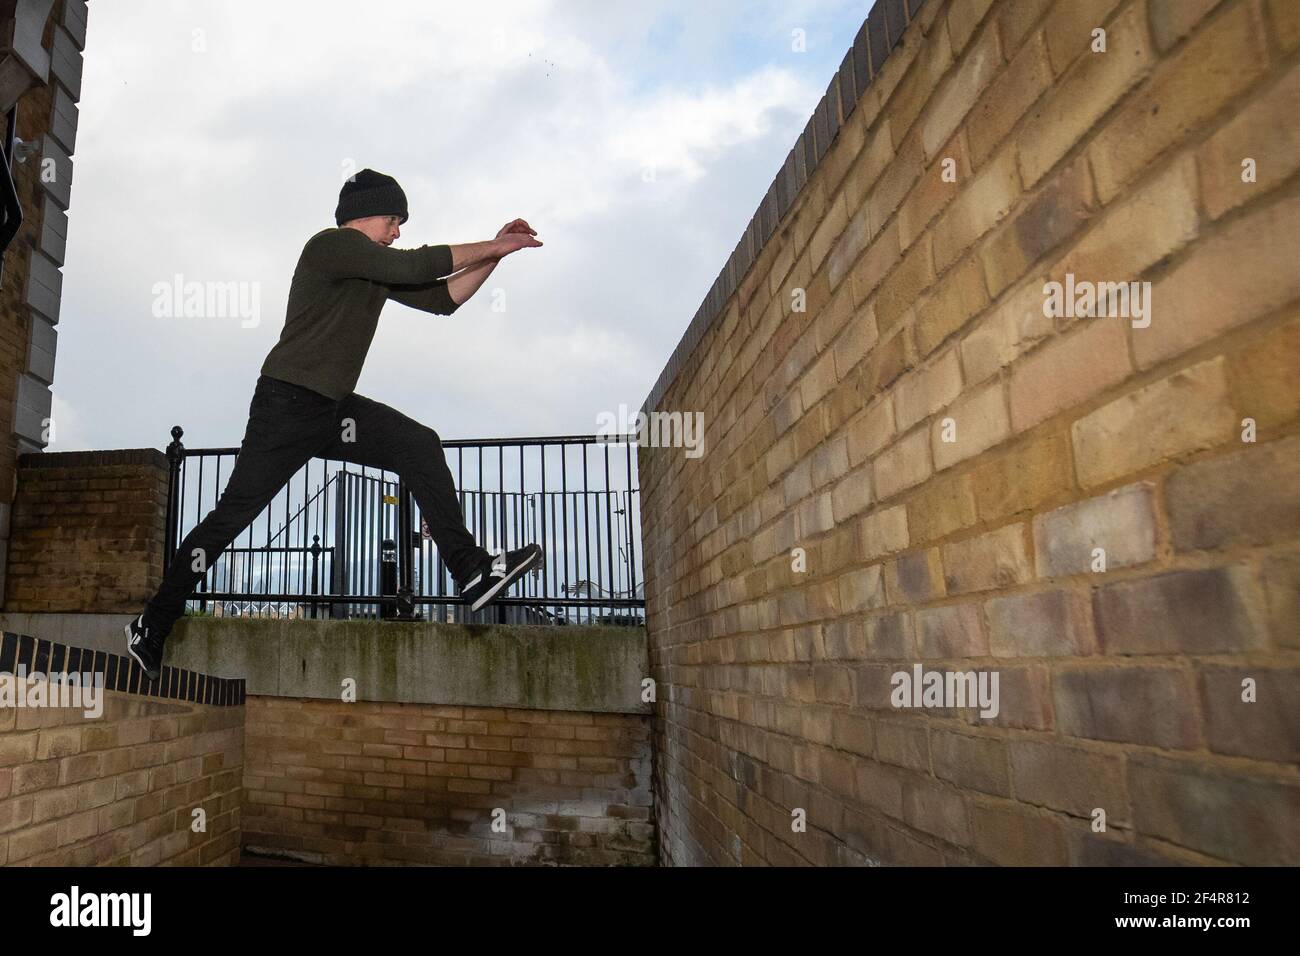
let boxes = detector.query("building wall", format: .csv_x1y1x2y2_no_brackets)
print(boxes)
0,632,245,867
639,0,1299,866
5,448,169,612
242,697,654,866
0,0,88,605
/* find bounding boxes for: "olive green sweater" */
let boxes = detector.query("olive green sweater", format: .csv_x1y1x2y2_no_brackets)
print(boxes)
260,227,460,400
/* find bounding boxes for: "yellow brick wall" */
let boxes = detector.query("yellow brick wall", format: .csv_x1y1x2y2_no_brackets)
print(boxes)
6,450,170,612
639,0,1299,866
0,683,243,866
242,697,655,866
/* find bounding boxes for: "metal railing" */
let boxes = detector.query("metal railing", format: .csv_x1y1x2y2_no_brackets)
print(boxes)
164,427,644,626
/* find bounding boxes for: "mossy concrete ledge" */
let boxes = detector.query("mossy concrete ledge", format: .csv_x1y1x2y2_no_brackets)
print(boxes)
164,617,650,714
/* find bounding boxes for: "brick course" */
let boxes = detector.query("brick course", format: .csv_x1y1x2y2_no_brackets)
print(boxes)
0,681,241,866
241,697,655,867
7,450,170,612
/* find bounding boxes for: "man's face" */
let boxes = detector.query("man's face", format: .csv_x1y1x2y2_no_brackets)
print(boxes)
345,214,403,245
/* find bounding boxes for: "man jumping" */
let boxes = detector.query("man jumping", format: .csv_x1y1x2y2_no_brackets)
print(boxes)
125,168,544,679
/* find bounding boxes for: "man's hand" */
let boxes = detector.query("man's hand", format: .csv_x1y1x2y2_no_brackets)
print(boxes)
491,218,542,258
493,230,543,258
496,218,537,239
447,222,542,272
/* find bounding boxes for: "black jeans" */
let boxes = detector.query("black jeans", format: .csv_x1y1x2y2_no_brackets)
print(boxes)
144,374,489,634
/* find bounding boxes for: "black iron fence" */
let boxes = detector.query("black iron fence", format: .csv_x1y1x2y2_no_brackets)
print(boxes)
163,427,644,626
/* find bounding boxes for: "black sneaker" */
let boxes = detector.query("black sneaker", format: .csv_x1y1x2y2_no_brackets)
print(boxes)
124,613,166,681
460,544,543,612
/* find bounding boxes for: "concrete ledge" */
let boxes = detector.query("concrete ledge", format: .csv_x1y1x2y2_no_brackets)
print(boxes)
0,611,135,649
168,617,650,714
0,613,651,714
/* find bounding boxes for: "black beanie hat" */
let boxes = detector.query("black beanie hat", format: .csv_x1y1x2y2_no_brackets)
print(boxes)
335,169,409,226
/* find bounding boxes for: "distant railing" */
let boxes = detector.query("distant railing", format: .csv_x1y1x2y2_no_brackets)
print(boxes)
164,427,644,626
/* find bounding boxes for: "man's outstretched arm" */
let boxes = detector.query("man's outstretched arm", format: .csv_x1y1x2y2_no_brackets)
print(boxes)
386,219,538,314
385,258,497,314
446,258,498,305
446,222,540,272
313,229,537,285
445,240,504,273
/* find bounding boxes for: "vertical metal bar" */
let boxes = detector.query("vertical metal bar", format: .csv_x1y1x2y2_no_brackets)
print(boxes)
371,470,379,617
360,467,368,616
352,470,359,618
341,469,349,618
343,473,353,621
417,482,428,620
560,442,569,609
526,486,534,601
582,444,591,625
322,463,329,617
456,448,464,624
194,454,206,614
539,445,548,603
332,462,346,619
626,442,637,615
497,445,506,624
319,464,326,618
549,490,558,620
517,444,525,604
300,469,310,610
355,470,363,618
244,463,254,609
604,443,614,613
312,465,319,614
218,455,228,613
364,469,371,617
282,467,291,613
261,483,272,617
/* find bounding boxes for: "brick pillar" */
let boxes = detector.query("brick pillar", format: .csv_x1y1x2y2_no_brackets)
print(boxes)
5,448,168,612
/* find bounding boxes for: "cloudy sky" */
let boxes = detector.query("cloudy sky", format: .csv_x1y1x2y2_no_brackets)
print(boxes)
51,0,868,453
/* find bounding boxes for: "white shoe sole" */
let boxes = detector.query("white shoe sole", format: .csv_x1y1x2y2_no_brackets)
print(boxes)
470,548,542,613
